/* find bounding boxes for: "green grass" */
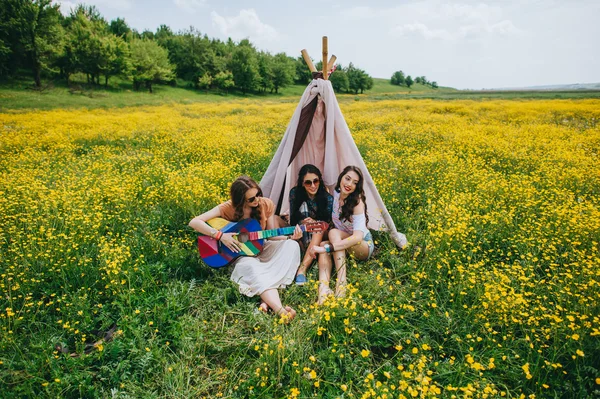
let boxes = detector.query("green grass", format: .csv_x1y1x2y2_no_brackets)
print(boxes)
0,75,308,111
1,97,599,398
6,74,600,113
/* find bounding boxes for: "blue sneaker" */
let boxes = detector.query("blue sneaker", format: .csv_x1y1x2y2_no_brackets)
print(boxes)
295,274,307,286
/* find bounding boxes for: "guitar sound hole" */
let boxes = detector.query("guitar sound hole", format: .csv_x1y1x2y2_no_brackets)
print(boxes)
237,233,249,243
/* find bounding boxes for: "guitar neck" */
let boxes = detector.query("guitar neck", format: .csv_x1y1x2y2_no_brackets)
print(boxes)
247,225,306,241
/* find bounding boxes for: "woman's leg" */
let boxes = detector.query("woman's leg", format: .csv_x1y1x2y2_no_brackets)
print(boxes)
316,241,334,305
297,232,324,277
328,229,351,297
346,240,371,261
260,289,296,322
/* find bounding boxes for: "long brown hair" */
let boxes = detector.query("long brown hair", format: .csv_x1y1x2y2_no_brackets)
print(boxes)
335,166,368,225
230,176,263,222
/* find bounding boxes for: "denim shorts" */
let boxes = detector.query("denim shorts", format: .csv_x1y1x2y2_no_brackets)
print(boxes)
363,232,375,259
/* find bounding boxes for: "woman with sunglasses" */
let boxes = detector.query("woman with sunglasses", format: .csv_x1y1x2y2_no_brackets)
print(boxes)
288,164,334,285
310,166,375,305
189,176,303,322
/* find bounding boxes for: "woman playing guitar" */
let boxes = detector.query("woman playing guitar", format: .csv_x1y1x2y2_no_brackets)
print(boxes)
189,176,303,322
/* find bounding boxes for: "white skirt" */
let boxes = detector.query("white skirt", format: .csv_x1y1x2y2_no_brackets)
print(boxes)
230,240,300,297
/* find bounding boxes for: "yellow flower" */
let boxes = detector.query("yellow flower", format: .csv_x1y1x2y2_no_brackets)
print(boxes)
361,349,370,357
341,384,348,391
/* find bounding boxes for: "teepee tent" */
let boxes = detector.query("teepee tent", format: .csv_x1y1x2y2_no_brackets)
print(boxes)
260,37,408,249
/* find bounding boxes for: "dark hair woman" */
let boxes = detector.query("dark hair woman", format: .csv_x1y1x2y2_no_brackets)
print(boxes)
288,164,333,285
189,175,303,322
311,166,374,305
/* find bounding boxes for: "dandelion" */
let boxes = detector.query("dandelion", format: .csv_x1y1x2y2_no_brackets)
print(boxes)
361,349,370,357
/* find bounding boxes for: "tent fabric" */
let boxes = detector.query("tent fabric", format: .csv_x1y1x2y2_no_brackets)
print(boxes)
260,78,408,249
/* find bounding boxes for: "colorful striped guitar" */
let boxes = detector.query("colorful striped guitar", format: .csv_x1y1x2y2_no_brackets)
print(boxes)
197,217,328,268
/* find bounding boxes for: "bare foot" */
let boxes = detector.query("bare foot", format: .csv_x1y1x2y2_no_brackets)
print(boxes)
335,281,347,298
278,306,296,323
317,283,334,306
258,302,269,313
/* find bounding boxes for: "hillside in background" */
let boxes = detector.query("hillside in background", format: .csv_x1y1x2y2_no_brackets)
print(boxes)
491,82,600,91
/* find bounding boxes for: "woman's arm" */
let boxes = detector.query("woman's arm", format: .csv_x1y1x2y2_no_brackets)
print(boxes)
189,206,222,236
317,201,366,252
189,206,242,253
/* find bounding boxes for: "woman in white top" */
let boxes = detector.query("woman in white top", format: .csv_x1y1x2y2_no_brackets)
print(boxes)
311,166,375,304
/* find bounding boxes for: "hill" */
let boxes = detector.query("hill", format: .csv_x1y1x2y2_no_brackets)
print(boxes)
491,82,600,91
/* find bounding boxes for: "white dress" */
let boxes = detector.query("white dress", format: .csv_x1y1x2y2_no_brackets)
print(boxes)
230,239,300,297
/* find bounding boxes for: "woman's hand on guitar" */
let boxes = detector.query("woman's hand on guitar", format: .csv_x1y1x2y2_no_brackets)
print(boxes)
301,217,316,225
220,233,241,253
291,225,303,240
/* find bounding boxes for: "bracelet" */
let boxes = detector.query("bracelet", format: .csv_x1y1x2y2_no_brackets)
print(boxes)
324,244,331,253
214,231,223,241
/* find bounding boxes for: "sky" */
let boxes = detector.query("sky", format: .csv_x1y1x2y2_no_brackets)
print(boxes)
57,0,600,90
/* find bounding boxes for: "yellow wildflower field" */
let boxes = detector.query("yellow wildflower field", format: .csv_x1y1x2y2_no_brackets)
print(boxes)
1,98,599,398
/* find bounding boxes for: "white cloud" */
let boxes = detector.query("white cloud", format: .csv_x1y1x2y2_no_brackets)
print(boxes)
340,6,379,20
58,0,134,13
211,9,279,42
92,0,134,11
173,0,207,13
390,23,451,40
58,1,77,15
390,17,521,41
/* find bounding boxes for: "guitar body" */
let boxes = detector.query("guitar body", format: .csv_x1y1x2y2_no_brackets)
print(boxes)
197,218,265,268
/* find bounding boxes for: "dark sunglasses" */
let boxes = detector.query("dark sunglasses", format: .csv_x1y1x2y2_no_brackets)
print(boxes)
303,178,320,187
246,192,262,203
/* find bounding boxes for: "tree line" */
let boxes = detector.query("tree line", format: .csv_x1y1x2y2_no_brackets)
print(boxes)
390,70,438,89
0,0,378,95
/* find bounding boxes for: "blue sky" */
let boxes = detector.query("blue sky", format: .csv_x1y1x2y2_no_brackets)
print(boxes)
58,0,600,89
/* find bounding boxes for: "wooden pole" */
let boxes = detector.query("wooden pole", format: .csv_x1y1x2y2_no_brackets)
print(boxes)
327,55,337,72
322,36,328,80
301,49,317,73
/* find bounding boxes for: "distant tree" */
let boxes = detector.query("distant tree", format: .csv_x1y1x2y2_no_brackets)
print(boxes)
431,81,438,89
415,76,422,84
362,73,374,93
7,0,64,87
66,6,113,84
405,75,414,88
295,55,313,84
214,70,234,94
270,53,295,93
390,70,405,86
329,69,349,93
109,17,130,39
197,71,212,92
229,40,259,94
257,51,274,93
154,25,173,42
141,30,154,40
347,63,374,94
160,28,213,83
0,0,24,77
129,38,174,92
100,34,130,86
